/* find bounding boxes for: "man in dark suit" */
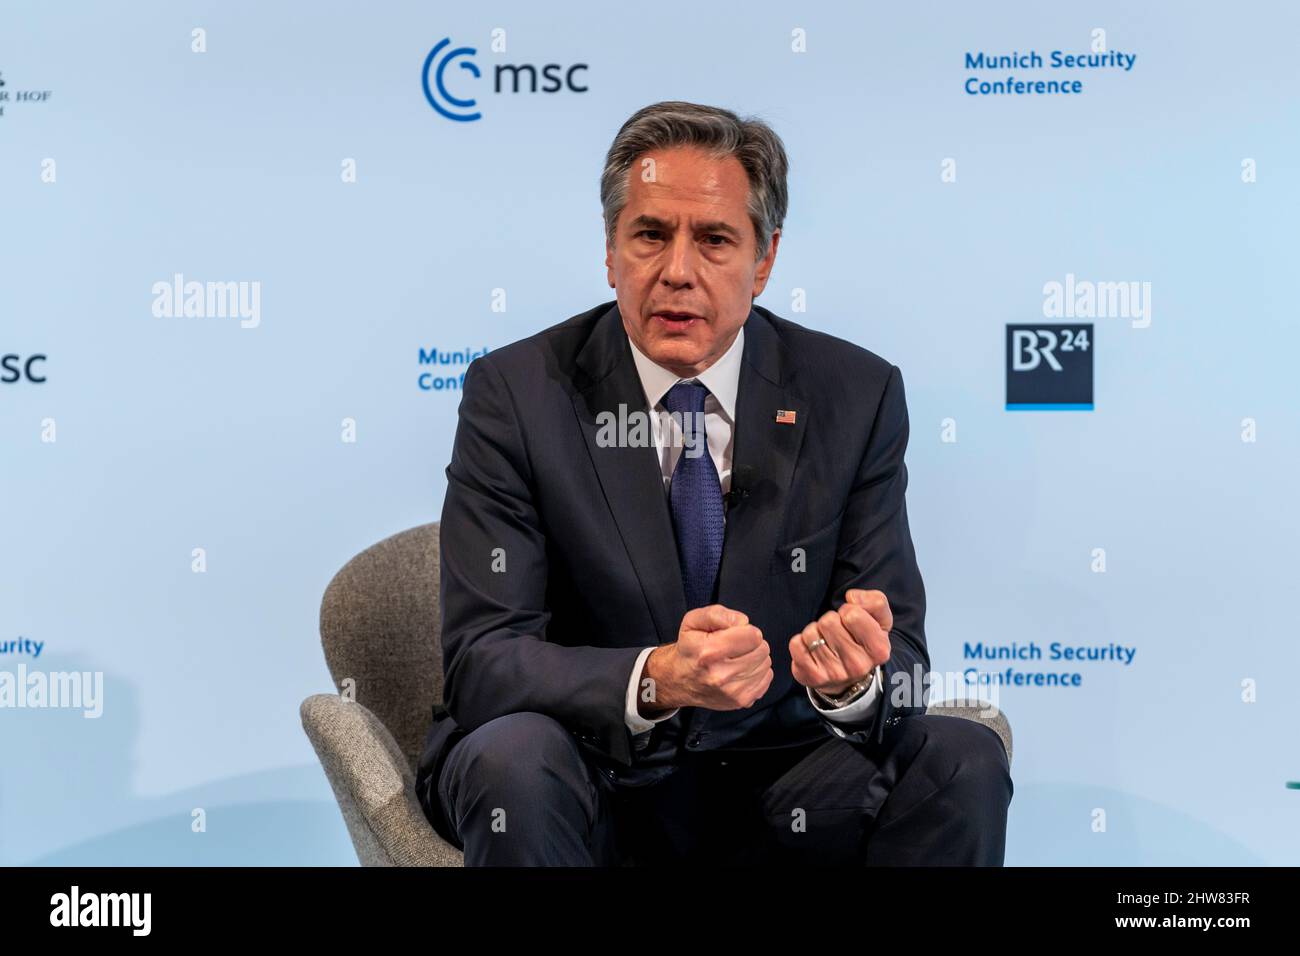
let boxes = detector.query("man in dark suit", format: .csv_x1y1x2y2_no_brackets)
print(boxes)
414,100,1012,865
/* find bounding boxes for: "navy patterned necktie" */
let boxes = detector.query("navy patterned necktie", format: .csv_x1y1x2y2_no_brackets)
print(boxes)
662,381,725,611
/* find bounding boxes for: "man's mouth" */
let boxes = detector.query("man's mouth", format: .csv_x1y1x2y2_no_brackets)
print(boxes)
651,311,703,329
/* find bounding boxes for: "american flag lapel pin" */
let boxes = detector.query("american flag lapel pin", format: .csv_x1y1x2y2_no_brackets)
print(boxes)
775,409,797,425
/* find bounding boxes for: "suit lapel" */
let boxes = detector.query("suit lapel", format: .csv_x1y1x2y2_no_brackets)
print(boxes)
715,306,807,616
571,304,687,647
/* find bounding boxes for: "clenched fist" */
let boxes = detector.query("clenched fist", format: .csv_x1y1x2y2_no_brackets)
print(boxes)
638,604,774,717
789,588,892,697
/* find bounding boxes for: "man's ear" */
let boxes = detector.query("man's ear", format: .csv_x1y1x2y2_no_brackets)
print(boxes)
751,228,781,298
605,238,615,288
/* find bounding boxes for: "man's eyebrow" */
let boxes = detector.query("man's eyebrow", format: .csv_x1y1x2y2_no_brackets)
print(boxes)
695,220,743,238
626,214,667,231
627,214,743,238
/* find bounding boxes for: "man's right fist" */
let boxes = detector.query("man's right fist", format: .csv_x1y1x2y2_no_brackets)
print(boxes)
638,605,773,717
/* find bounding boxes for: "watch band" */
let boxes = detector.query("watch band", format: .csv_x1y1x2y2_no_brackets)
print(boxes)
816,668,876,708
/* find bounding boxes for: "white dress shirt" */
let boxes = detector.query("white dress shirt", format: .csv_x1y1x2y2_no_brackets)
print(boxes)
620,324,883,736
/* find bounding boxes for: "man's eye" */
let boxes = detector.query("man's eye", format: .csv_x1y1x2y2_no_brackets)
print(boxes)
703,235,728,246
637,230,663,240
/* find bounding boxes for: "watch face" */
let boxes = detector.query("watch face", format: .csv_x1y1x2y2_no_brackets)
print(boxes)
839,678,870,703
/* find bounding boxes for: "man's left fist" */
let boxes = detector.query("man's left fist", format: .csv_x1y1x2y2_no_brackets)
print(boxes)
789,588,893,697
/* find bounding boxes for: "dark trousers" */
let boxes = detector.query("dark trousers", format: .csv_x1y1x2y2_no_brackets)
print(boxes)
419,710,1013,866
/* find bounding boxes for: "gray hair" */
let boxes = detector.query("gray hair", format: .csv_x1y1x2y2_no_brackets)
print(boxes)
600,100,789,262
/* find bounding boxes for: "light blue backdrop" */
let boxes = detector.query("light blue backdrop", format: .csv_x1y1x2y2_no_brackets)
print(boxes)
3,0,1296,865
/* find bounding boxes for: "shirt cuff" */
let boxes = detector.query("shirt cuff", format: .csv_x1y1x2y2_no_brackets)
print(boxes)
807,665,883,725
625,646,680,734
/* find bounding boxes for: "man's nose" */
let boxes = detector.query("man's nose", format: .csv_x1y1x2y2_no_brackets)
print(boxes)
660,233,699,287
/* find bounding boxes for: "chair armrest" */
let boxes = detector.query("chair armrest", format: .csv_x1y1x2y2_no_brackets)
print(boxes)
300,693,463,866
925,699,1014,768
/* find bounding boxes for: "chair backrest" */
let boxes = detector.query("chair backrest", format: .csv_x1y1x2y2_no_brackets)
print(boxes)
318,522,443,772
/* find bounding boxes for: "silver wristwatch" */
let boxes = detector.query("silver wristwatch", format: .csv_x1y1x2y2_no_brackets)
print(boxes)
815,668,876,708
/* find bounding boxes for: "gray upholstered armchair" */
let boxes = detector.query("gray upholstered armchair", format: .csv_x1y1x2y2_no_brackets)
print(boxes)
301,522,1013,866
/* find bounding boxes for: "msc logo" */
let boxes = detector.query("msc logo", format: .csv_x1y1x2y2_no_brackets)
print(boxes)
1005,324,1092,410
422,37,589,122
2,353,46,384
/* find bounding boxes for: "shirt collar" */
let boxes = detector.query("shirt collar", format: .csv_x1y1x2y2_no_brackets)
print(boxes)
626,323,744,421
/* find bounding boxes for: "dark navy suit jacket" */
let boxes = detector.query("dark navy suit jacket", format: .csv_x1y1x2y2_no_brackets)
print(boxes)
415,300,930,800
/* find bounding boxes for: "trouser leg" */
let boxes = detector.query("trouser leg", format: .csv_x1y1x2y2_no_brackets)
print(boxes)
436,711,618,866
755,714,1014,866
